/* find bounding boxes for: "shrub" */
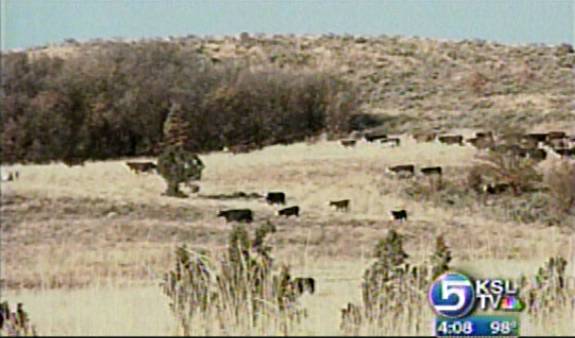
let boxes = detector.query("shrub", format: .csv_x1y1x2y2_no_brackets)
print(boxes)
473,150,542,196
496,192,560,225
157,146,204,198
521,256,573,319
162,222,311,335
341,231,449,335
0,301,37,336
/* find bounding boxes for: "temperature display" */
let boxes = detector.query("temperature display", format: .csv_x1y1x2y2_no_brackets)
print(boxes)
435,315,520,337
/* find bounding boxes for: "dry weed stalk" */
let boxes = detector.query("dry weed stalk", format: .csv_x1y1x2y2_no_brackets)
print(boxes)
162,222,310,335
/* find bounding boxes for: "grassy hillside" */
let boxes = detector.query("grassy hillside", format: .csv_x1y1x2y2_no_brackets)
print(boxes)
2,134,575,335
22,34,575,131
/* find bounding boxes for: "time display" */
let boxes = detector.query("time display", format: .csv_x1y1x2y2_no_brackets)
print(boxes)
434,315,520,337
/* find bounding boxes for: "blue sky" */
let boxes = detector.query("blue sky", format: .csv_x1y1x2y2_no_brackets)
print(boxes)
2,0,574,50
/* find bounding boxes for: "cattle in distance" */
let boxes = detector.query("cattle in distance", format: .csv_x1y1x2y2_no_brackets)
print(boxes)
278,206,300,217
390,209,408,222
217,209,254,223
329,199,350,212
266,192,286,205
126,161,157,174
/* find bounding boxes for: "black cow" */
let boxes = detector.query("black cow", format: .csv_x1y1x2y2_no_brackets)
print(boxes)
476,131,494,139
364,131,388,142
483,183,510,195
293,277,316,295
546,131,567,141
278,206,299,217
266,192,286,205
340,139,357,147
438,135,464,145
387,164,415,177
329,199,350,212
381,137,400,147
217,209,253,223
126,161,157,174
390,210,408,221
421,166,442,176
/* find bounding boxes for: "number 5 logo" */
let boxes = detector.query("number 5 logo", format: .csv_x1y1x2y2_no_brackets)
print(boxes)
428,272,476,318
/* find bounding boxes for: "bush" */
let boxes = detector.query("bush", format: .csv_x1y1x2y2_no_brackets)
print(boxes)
341,230,448,335
473,150,542,196
157,146,204,197
0,301,37,336
162,223,312,335
521,256,573,318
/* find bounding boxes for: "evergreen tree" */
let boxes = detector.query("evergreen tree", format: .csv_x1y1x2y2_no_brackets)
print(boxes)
157,102,204,197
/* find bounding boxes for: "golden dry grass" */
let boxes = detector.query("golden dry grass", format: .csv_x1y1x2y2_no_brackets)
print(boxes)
2,135,575,335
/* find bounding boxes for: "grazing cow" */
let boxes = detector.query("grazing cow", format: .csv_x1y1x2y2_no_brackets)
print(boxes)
381,137,400,147
340,139,357,147
483,183,510,195
278,206,299,217
387,164,415,177
546,131,567,141
217,209,254,223
476,131,494,139
293,277,316,295
364,131,387,142
126,161,157,174
390,209,408,222
421,166,442,176
438,135,464,145
266,192,286,205
553,147,575,158
329,199,350,212
413,131,437,143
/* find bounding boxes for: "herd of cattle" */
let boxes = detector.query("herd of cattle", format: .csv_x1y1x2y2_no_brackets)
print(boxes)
119,128,574,225
5,127,571,225
341,129,575,159
215,193,360,223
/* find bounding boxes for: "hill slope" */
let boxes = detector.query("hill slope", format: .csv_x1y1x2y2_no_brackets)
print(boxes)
21,34,575,130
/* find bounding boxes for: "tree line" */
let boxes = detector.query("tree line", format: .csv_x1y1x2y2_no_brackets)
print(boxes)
1,41,359,164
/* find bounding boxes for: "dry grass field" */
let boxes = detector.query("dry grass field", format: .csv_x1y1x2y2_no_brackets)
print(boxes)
2,131,575,335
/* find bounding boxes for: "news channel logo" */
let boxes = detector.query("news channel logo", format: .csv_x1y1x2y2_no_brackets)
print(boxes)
428,272,524,318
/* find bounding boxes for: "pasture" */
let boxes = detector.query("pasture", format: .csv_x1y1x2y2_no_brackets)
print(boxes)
2,131,575,335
